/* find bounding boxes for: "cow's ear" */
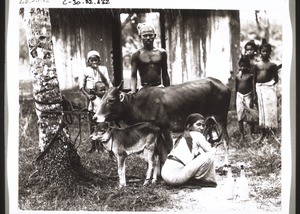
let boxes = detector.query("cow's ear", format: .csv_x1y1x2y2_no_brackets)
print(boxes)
119,92,125,102
117,80,123,91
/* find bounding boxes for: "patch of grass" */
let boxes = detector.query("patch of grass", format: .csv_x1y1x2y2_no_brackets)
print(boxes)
225,109,281,209
19,94,170,211
18,91,282,211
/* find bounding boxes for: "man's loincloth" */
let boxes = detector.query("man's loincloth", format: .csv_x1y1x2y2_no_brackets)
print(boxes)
236,91,252,121
256,80,278,129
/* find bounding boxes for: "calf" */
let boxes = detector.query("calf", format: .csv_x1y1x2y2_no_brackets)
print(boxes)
90,122,167,188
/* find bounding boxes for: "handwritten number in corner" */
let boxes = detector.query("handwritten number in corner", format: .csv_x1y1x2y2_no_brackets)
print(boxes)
62,0,81,5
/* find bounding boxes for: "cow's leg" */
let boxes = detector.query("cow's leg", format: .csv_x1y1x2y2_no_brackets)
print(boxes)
152,155,159,184
219,122,230,166
116,155,126,188
213,120,230,168
161,130,173,154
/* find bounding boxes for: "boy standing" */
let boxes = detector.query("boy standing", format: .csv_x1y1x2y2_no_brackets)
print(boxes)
235,55,254,142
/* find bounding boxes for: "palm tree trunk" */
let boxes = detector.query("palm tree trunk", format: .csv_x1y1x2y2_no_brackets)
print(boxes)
23,7,69,152
22,8,98,197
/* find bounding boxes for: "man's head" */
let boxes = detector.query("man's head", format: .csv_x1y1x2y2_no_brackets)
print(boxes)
259,39,272,61
238,55,251,72
87,50,101,69
137,22,156,46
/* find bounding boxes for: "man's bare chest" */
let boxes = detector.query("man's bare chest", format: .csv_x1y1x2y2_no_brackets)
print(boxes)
139,51,162,64
237,73,252,81
256,61,273,72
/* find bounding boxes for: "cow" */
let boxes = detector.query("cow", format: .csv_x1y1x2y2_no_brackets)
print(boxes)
90,122,168,188
93,77,231,165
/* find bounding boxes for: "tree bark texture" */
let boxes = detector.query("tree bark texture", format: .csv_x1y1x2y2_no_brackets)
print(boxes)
23,8,71,152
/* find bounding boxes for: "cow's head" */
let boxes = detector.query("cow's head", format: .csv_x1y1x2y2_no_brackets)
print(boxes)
93,82,126,123
90,122,112,142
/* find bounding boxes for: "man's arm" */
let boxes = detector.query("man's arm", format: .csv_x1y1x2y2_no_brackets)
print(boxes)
79,71,95,100
272,63,279,85
130,51,139,93
102,66,113,88
252,65,258,104
161,50,170,87
234,76,238,109
80,87,95,100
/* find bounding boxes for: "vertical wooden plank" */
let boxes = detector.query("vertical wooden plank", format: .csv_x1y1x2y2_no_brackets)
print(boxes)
159,12,166,49
111,12,122,87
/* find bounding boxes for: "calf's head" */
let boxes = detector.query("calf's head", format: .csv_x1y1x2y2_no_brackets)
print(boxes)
90,122,112,142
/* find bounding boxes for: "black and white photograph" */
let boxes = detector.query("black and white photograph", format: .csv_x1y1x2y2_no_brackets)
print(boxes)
6,0,295,213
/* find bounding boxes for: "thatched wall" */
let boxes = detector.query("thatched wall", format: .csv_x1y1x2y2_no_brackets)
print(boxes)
49,9,115,89
20,9,240,99
165,10,240,85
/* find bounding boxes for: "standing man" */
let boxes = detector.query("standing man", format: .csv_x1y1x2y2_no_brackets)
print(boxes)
253,39,279,142
130,22,170,93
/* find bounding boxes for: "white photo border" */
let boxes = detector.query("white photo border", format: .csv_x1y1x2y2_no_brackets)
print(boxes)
6,0,295,213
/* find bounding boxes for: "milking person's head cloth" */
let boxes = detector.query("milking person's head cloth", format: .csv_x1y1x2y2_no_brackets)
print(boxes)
185,113,205,128
137,22,156,36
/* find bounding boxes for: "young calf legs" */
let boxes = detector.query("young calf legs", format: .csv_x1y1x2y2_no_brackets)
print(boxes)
90,122,164,188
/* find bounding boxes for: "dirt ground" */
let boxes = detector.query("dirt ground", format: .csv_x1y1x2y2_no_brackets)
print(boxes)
152,147,281,213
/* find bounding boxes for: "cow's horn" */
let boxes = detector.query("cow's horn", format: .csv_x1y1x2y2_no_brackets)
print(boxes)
117,80,123,90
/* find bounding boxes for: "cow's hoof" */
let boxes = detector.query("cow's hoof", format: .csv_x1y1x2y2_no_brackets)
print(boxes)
143,179,151,186
119,184,126,188
151,179,157,184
